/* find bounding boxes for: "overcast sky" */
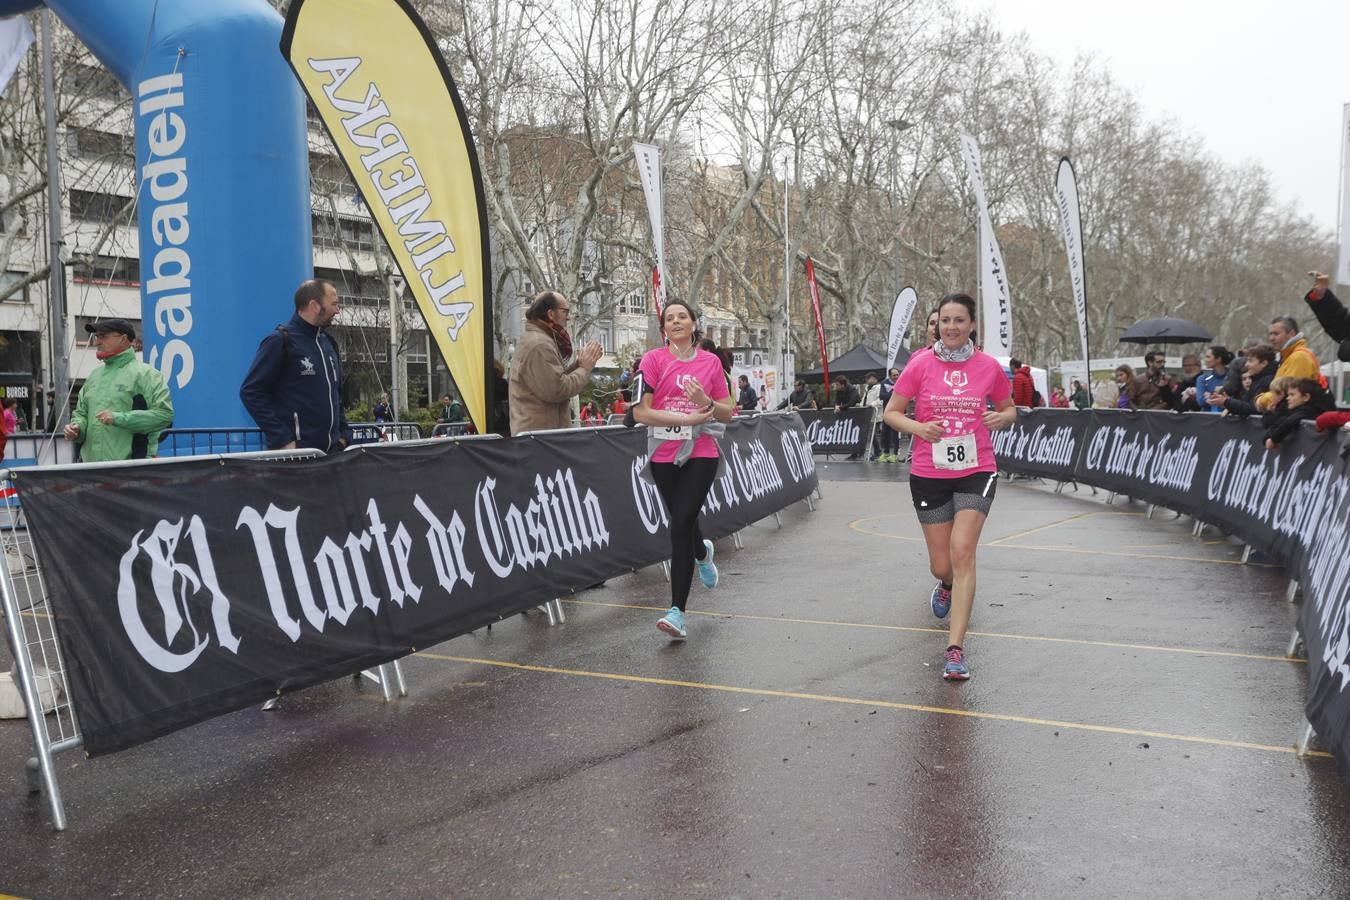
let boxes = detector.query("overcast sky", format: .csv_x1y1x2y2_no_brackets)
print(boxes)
963,0,1349,235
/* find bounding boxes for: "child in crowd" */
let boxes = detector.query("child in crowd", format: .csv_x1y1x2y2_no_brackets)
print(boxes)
1259,377,1292,427
1264,378,1334,449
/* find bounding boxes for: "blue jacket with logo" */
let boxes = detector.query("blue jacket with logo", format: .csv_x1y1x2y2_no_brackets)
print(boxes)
239,313,351,451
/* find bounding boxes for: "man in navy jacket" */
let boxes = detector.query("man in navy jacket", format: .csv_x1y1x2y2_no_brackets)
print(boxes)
240,278,352,452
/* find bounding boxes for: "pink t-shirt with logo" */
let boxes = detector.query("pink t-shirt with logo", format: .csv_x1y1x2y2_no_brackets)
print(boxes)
896,350,1011,479
639,346,731,463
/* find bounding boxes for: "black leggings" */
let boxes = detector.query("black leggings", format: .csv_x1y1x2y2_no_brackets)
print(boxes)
650,457,719,611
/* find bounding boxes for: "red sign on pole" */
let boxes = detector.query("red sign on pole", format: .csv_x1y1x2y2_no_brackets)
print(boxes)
806,257,829,403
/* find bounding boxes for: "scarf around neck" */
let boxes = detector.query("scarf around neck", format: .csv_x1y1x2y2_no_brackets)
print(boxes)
934,339,976,363
533,317,573,359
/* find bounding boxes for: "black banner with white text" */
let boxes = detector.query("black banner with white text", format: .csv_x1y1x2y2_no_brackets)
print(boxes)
996,408,1350,780
797,408,873,455
15,415,817,756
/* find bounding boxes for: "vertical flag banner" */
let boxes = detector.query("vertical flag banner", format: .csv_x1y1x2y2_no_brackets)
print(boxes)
651,267,662,319
1055,158,1092,378
957,134,1012,356
805,258,829,401
281,0,493,433
1338,103,1350,287
0,15,34,92
887,286,918,368
633,143,669,310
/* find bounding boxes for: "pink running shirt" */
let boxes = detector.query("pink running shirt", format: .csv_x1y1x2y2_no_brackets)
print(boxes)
638,346,731,463
895,350,1011,479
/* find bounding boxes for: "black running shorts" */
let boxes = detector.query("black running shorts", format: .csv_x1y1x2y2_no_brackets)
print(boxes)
908,470,998,523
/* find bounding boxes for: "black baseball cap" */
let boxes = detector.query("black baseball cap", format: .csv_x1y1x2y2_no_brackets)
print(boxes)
84,319,136,340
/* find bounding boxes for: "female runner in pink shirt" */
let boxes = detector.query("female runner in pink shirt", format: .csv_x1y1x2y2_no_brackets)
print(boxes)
633,300,735,639
884,293,1017,680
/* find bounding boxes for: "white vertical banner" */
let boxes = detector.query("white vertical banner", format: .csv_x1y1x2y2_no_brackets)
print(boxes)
0,16,34,93
632,142,668,309
958,133,1012,356
887,286,918,368
1338,103,1350,287
1055,157,1091,376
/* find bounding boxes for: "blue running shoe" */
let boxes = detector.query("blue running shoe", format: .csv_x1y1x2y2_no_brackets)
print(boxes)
930,582,952,619
657,606,687,639
942,646,970,681
696,539,718,589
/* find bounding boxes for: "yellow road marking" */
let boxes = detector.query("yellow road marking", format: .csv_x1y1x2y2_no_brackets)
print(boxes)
418,653,1331,759
986,511,1126,546
847,515,1277,567
563,599,1305,664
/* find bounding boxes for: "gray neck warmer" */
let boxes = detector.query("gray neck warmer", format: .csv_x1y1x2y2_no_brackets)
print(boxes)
934,340,976,363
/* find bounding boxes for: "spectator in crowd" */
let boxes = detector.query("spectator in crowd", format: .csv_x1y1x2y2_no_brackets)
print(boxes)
832,374,860,458
861,372,884,460
776,379,816,411
1212,344,1275,417
1049,386,1069,408
580,399,604,425
736,374,759,412
438,393,465,424
66,319,174,462
611,389,628,417
832,374,858,410
1009,357,1034,407
1184,345,1233,413
1131,351,1176,410
1260,377,1293,428
1303,271,1350,362
697,338,735,398
1257,315,1323,410
1223,337,1261,396
1114,364,1137,409
876,367,901,462
923,309,939,347
1264,377,1334,449
373,393,393,422
1177,353,1203,391
491,358,511,436
1070,378,1091,409
240,279,350,453
0,398,14,457
508,290,603,434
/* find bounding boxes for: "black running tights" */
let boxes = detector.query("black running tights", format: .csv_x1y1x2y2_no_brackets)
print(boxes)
650,457,719,611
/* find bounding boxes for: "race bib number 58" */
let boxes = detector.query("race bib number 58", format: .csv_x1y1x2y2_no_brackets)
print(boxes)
653,424,690,441
932,433,976,471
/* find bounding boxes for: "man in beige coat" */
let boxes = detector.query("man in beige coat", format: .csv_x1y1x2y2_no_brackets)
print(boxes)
509,290,604,434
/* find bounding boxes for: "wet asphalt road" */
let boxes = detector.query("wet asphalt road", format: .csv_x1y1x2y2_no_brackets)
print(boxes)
1,460,1348,898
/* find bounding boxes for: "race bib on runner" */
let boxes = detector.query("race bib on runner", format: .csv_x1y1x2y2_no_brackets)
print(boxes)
932,433,977,471
652,424,691,442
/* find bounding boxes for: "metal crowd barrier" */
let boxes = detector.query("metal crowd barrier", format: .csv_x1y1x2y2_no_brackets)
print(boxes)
3,432,78,468
157,426,267,457
158,421,425,456
0,447,417,832
430,422,471,437
349,421,423,443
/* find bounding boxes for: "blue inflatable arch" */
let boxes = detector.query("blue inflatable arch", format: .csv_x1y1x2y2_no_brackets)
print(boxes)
0,0,311,428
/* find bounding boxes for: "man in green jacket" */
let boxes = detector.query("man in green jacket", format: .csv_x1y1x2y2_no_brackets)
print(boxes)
63,319,174,462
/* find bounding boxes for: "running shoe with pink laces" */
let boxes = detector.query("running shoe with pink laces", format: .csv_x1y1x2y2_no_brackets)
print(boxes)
930,582,952,619
942,646,970,680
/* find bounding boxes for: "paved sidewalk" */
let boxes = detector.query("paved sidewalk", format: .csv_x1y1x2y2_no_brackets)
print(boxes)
1,469,1347,897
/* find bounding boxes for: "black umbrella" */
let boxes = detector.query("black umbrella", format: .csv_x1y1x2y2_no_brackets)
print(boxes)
1118,316,1213,345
